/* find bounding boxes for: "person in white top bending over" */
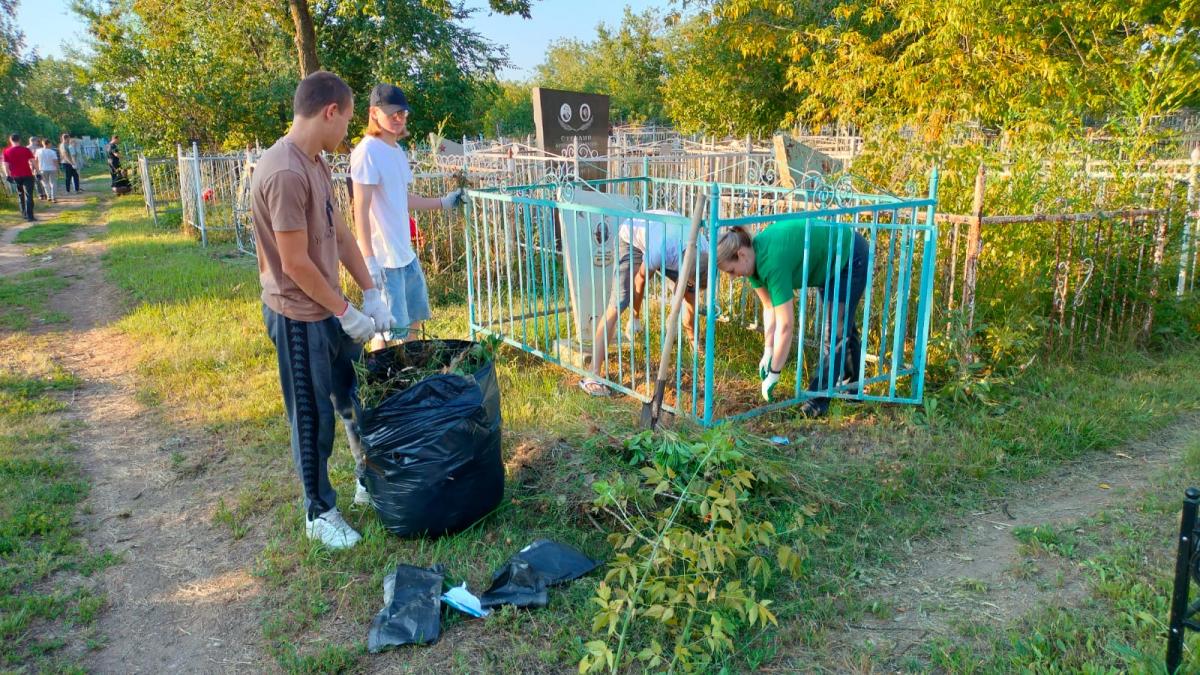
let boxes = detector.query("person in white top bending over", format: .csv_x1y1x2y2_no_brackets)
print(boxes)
579,210,709,397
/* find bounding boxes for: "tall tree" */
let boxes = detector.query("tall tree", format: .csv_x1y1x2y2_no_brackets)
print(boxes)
287,0,320,76
682,0,1200,135
286,0,538,77
72,0,538,150
21,57,103,136
0,2,100,138
660,12,799,135
535,8,670,123
480,80,535,137
0,0,37,132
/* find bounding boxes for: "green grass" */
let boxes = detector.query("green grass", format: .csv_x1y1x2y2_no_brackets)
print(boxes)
14,194,103,256
0,268,71,330
762,346,1200,667
94,195,1200,672
0,346,115,671
923,435,1200,674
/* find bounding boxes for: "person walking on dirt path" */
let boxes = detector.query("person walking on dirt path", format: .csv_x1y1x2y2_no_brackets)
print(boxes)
3,134,38,221
26,136,48,200
716,222,869,418
35,139,60,203
579,210,710,397
252,71,396,550
349,83,464,351
69,135,85,170
59,133,81,193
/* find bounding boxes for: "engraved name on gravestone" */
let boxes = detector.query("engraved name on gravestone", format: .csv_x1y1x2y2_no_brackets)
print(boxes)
532,87,610,177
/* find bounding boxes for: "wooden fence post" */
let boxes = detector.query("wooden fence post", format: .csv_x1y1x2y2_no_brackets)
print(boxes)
138,154,158,227
1145,208,1170,340
1179,146,1200,297
960,162,986,362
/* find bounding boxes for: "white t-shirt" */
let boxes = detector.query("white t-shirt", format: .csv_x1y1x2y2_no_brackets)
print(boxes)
618,209,709,273
35,148,59,172
350,135,415,268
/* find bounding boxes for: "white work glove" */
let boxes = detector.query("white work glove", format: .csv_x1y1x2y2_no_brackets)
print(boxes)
364,255,384,289
758,348,773,380
361,288,396,334
625,316,643,342
337,302,375,343
761,371,781,402
440,188,464,211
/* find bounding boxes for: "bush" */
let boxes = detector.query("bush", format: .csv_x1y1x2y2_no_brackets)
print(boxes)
581,428,806,673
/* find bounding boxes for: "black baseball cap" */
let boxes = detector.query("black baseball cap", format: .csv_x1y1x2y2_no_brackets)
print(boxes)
369,84,410,114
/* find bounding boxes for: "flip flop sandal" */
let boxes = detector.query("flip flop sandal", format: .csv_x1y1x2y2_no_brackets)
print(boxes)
578,379,611,397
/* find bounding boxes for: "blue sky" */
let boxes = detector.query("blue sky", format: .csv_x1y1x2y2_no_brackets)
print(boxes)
14,0,669,79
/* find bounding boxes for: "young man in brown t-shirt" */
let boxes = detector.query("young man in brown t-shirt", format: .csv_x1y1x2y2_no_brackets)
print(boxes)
253,71,395,549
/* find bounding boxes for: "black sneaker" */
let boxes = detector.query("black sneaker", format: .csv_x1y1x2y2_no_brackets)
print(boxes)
798,399,829,419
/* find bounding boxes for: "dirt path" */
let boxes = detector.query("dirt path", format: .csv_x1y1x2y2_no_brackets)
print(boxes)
813,413,1200,670
2,191,271,672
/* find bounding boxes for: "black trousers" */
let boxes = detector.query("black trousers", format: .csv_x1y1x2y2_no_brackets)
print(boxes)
807,231,871,411
62,163,80,192
263,304,365,518
14,176,36,219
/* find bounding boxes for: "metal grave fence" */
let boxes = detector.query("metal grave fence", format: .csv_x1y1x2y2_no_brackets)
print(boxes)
463,167,939,425
136,154,183,227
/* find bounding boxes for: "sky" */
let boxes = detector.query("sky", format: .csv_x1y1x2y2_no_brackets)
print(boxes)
14,0,669,79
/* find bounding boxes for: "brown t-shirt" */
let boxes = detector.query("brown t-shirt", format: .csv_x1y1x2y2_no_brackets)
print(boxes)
251,138,344,321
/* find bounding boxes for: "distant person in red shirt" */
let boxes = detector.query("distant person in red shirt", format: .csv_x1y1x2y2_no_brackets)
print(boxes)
3,134,38,221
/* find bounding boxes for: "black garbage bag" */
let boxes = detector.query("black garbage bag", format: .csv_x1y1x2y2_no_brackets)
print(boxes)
479,558,548,609
357,340,504,537
367,563,445,653
110,167,132,195
479,539,601,609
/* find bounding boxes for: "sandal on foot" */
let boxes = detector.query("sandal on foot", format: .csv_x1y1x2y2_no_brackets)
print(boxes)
578,379,611,397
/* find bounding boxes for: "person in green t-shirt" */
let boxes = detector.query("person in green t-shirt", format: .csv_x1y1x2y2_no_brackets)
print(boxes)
716,220,869,417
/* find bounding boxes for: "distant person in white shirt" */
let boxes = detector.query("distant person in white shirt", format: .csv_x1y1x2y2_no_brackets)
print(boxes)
349,83,463,347
35,139,60,202
579,210,710,397
28,136,48,200
59,133,81,193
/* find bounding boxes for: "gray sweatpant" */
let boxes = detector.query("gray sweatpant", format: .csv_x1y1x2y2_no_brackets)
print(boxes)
263,304,365,518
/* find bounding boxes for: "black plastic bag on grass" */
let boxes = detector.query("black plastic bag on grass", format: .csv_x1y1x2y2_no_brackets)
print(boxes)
367,563,445,653
479,539,601,609
357,340,504,537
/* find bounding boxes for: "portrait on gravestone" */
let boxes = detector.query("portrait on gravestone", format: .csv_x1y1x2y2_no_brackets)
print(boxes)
531,87,610,180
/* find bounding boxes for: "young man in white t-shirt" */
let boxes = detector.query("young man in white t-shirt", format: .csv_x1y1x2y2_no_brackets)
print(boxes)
35,139,60,203
350,84,462,348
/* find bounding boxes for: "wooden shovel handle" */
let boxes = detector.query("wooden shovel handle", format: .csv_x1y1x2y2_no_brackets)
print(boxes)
654,194,708,386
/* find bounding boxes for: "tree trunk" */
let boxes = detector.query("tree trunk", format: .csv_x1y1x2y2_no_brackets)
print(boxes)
286,0,320,77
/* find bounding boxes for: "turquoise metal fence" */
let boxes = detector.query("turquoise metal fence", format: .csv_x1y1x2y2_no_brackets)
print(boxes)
463,167,939,426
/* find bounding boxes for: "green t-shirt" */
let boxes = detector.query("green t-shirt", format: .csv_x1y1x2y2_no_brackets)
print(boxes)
748,220,855,306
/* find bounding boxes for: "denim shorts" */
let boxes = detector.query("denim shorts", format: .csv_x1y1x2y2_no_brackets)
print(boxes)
608,245,705,312
609,246,645,312
380,259,431,339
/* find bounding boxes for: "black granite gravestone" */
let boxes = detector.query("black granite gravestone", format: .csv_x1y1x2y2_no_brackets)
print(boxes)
532,87,610,178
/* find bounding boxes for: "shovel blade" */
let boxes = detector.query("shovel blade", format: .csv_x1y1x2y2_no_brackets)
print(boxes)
640,379,668,429
639,401,655,429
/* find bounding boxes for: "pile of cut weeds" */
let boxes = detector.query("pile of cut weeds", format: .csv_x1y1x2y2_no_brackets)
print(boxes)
354,336,500,408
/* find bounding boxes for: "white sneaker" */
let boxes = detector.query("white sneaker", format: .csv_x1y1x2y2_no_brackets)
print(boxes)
625,317,643,342
305,508,361,549
353,479,371,506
